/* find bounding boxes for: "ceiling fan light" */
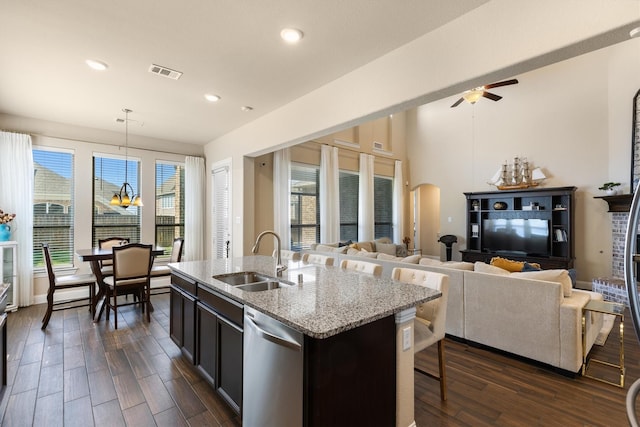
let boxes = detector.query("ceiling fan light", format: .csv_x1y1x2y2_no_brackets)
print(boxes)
463,90,483,104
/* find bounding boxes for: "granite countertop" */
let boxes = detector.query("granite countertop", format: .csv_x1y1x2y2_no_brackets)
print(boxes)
169,255,440,339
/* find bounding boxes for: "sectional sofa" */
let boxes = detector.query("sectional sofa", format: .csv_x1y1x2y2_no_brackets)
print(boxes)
303,248,604,374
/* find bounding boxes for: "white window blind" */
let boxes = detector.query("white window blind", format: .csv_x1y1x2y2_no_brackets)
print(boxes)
92,154,141,246
33,148,74,268
339,171,359,242
212,165,230,259
156,161,185,256
374,175,393,239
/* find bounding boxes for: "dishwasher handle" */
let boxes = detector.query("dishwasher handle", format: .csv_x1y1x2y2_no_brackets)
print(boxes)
245,316,302,351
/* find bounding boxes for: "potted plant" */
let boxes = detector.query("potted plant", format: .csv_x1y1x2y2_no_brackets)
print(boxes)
599,182,622,196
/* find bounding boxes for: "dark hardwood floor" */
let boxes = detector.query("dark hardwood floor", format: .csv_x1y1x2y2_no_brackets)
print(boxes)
0,295,638,426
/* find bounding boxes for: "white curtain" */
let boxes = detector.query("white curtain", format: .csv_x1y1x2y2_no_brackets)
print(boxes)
185,156,205,261
393,160,404,244
0,131,34,306
358,153,375,241
273,149,291,249
320,145,340,243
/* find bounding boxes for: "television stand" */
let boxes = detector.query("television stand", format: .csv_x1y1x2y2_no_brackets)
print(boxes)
462,187,576,270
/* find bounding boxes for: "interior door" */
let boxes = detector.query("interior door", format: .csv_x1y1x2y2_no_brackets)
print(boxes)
212,162,231,259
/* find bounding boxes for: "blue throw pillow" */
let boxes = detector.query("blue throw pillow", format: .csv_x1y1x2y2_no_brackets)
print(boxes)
568,268,577,288
522,262,542,272
338,239,353,248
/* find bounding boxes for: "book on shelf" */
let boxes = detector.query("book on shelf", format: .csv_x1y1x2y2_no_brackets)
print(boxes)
554,228,567,242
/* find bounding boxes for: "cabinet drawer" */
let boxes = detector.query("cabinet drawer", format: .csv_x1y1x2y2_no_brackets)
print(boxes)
198,286,243,327
171,273,196,296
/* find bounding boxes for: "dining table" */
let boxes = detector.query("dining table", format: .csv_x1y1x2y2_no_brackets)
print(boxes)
76,246,165,321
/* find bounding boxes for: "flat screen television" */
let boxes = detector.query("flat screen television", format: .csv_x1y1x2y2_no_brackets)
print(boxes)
482,218,550,257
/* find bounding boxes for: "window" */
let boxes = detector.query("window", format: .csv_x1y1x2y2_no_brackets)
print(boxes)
33,148,74,268
290,164,319,250
92,154,141,246
374,176,393,239
339,171,359,241
156,161,185,256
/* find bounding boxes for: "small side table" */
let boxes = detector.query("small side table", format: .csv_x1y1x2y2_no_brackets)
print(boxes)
582,299,625,387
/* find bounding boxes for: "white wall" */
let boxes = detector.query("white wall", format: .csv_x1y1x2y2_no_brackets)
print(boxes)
406,38,640,281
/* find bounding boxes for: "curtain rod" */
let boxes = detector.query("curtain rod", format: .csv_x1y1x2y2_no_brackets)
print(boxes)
1,128,203,158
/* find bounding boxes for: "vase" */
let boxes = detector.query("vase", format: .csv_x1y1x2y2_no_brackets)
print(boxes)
0,224,10,242
605,188,618,196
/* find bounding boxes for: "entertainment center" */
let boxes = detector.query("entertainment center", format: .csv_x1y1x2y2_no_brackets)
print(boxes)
461,186,576,269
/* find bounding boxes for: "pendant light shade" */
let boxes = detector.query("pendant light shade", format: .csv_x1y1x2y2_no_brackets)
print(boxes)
110,108,143,208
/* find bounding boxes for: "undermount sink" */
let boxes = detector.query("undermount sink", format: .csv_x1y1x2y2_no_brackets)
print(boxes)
213,271,294,292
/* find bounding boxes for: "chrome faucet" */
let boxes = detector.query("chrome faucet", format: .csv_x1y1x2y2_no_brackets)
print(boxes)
251,230,287,277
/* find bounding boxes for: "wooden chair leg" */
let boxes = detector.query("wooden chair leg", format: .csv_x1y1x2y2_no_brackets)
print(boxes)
113,287,118,330
437,339,447,401
41,288,55,330
145,284,151,323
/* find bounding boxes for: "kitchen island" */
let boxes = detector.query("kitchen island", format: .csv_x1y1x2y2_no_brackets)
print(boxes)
169,256,441,427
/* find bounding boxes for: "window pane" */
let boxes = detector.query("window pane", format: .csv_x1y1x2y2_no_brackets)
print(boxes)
156,162,185,256
374,176,393,239
290,164,319,250
93,155,141,246
33,149,74,268
339,171,358,241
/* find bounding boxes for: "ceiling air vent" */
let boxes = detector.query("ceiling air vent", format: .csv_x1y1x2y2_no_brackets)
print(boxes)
148,64,183,80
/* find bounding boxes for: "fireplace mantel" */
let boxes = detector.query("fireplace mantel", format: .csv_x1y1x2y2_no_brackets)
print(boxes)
594,194,633,212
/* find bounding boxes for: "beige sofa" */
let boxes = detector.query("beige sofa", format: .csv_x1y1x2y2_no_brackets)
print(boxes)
310,237,408,257
302,249,603,373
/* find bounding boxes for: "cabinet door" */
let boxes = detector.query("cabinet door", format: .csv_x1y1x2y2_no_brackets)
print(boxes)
183,292,196,363
217,315,243,413
196,303,218,385
169,288,183,347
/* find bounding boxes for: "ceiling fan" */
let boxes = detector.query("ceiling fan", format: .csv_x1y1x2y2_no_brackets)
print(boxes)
450,79,519,107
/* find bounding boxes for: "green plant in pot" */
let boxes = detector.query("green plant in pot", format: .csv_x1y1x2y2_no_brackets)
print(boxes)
599,182,621,196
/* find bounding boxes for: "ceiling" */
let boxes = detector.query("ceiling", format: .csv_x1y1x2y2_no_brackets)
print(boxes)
0,0,489,146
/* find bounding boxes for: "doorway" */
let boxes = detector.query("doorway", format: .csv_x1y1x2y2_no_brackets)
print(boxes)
411,183,440,258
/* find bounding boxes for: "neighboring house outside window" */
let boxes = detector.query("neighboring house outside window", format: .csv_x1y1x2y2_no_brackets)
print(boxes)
33,148,74,268
290,164,319,251
92,154,141,246
339,171,358,242
155,161,185,257
374,175,393,239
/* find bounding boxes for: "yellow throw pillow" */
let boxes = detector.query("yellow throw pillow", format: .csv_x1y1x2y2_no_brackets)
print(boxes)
490,256,540,272
349,243,361,250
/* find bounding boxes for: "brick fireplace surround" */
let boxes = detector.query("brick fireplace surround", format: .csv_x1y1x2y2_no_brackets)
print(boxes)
592,212,635,306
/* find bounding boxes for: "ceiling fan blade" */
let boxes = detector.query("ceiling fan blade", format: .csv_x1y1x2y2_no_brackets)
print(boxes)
450,97,465,108
484,79,519,89
482,92,502,101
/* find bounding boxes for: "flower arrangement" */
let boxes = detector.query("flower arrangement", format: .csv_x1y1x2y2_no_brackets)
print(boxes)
402,236,411,247
0,210,15,224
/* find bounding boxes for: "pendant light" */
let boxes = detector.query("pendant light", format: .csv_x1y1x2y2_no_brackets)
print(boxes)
110,108,143,208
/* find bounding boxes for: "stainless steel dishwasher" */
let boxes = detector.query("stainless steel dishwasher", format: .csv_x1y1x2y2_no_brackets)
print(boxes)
243,306,303,427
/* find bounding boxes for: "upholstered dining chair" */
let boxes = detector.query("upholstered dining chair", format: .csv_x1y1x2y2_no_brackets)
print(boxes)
149,237,184,295
273,249,301,261
391,267,449,400
41,243,97,330
103,243,153,329
301,253,335,266
340,259,382,276
98,237,130,277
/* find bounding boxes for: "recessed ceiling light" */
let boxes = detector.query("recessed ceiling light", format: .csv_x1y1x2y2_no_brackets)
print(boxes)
204,94,221,102
85,59,108,71
241,106,254,112
280,28,304,44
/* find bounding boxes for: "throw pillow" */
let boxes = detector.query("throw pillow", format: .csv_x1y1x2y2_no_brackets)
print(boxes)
474,262,510,275
419,257,444,266
315,244,337,253
490,256,526,272
347,248,361,256
377,242,397,256
401,254,422,264
522,262,542,272
338,239,353,247
374,237,392,244
511,269,572,297
349,243,361,250
357,241,375,252
377,253,400,261
332,246,348,254
568,268,577,287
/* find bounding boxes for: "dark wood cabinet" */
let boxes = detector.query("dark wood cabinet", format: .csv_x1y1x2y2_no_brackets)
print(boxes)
170,286,196,363
196,302,217,384
462,186,576,269
216,315,243,413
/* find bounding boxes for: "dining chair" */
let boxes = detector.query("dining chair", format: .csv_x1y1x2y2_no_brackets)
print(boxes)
149,237,184,295
273,249,301,261
339,259,382,276
301,253,335,266
41,243,97,330
391,267,449,400
103,243,153,329
98,237,130,277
